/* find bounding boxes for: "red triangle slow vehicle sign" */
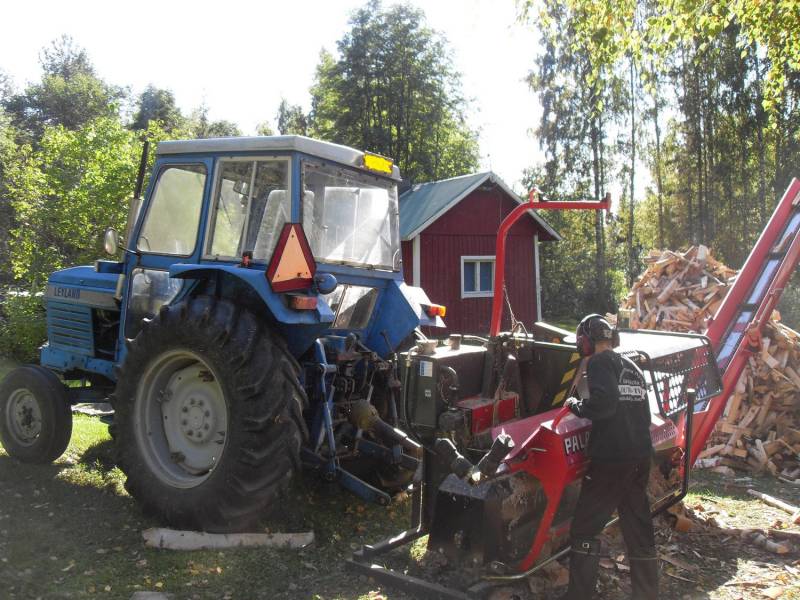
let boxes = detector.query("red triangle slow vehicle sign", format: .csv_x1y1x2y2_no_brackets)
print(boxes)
266,223,317,292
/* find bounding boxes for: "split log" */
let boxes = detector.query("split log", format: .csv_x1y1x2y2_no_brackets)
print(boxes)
142,528,315,550
745,490,800,524
619,246,800,482
747,532,792,555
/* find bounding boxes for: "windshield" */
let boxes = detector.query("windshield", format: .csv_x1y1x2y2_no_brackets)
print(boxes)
302,161,400,270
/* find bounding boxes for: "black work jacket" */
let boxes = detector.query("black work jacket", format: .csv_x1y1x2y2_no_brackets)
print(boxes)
571,350,653,462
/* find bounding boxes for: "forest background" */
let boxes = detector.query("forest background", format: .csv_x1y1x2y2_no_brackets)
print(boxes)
0,0,798,361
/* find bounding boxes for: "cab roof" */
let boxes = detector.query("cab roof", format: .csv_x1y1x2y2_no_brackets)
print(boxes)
156,135,402,181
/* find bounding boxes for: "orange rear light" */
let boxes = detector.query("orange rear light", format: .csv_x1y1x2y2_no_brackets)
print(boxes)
289,295,318,310
424,304,446,318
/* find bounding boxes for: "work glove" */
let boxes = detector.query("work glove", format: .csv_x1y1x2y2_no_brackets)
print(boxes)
565,396,581,416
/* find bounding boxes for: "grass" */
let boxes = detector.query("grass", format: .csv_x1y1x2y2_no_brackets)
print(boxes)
0,414,416,600
1,385,798,599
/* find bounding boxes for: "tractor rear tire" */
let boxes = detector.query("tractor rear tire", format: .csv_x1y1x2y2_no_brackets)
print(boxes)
113,296,307,532
0,365,72,464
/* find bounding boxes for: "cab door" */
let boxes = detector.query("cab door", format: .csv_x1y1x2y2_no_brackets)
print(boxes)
121,158,212,343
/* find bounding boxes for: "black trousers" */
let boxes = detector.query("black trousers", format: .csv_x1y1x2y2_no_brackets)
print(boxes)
564,458,658,599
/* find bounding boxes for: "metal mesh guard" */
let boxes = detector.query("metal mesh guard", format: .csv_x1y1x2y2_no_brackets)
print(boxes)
620,332,723,418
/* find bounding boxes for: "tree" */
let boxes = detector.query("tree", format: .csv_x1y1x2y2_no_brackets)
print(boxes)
39,35,94,80
308,1,479,182
3,36,124,142
255,121,275,136
276,99,307,136
131,85,184,132
525,1,628,316
0,69,13,104
5,118,169,287
520,0,800,325
0,108,17,285
188,104,241,138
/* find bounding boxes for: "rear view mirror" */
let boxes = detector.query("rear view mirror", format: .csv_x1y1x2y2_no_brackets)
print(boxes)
104,227,121,255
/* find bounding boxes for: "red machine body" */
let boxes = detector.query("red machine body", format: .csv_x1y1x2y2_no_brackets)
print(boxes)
351,181,800,599
495,409,592,571
457,394,519,434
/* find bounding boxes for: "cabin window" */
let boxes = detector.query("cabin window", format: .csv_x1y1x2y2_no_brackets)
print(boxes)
205,158,290,261
461,256,494,298
137,164,206,256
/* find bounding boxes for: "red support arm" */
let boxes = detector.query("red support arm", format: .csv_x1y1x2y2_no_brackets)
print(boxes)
490,189,609,336
530,192,611,211
490,192,538,336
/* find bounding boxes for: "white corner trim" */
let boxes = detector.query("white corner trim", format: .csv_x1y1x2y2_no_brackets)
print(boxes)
534,232,542,321
412,235,421,287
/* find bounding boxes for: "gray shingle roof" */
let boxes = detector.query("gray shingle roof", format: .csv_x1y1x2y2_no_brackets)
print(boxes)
398,171,561,241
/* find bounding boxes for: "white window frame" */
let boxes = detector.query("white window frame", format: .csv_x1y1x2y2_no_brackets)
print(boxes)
461,255,495,298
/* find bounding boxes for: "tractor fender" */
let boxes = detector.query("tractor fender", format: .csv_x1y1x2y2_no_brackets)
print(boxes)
169,264,334,357
169,263,335,326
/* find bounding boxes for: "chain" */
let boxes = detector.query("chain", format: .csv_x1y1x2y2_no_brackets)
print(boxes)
503,283,527,335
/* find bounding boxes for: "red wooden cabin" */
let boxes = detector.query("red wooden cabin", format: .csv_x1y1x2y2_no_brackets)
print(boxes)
399,172,560,335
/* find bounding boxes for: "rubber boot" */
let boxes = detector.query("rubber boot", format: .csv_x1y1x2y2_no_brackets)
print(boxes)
560,539,601,600
629,556,659,600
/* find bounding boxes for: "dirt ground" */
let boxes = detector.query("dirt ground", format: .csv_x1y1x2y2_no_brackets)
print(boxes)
0,409,798,599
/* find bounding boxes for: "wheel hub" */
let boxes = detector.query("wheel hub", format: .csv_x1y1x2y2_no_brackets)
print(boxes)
7,389,42,445
135,350,228,488
179,397,214,443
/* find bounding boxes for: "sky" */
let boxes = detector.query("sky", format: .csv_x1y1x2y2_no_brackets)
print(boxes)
0,0,545,192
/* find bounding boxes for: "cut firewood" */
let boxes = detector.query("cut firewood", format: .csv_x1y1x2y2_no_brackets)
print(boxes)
619,246,800,482
768,529,800,543
746,490,800,524
699,444,725,459
747,532,792,555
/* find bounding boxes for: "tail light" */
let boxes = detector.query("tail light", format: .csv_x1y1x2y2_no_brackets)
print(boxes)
423,303,446,318
288,295,318,310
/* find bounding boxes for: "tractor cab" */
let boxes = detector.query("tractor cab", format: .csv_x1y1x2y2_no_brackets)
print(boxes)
42,136,442,384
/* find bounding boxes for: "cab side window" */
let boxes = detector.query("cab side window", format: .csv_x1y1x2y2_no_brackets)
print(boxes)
206,159,290,260
137,164,207,256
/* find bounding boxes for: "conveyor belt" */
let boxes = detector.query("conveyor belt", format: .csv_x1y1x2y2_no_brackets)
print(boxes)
689,178,800,463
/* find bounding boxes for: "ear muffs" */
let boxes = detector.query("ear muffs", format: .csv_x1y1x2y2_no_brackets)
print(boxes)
575,313,601,357
576,313,618,356
577,332,594,357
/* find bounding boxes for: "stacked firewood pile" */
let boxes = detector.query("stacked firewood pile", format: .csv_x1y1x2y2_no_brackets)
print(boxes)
619,245,736,332
696,321,800,483
615,246,800,483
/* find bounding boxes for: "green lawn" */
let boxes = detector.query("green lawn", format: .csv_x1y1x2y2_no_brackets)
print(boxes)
1,385,798,599
0,414,416,600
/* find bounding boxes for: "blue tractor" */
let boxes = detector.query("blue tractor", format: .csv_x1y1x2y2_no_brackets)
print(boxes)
0,136,444,531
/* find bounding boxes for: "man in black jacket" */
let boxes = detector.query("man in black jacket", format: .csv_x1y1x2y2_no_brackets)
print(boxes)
561,314,658,599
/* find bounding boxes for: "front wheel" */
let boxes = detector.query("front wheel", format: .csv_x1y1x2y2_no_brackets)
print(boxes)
113,296,307,532
0,366,72,463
